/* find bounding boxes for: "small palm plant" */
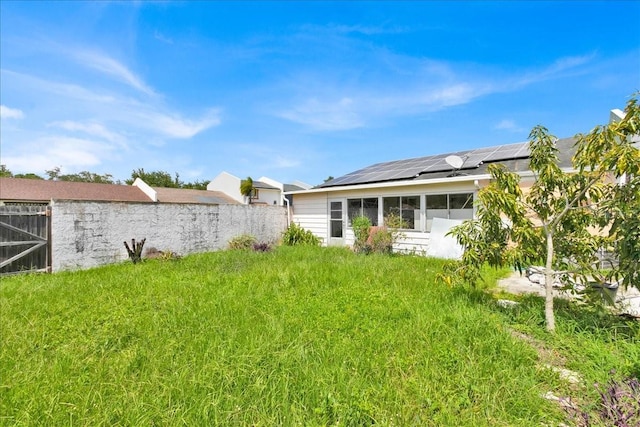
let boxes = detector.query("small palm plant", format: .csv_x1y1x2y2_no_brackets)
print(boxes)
240,176,254,204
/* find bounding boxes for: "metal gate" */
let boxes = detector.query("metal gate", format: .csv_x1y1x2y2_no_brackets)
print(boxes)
0,205,51,275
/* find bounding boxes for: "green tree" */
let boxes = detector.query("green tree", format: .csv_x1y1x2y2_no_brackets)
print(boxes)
14,173,44,180
0,165,13,177
181,180,208,190
240,177,254,204
125,168,181,188
448,94,640,332
45,167,114,183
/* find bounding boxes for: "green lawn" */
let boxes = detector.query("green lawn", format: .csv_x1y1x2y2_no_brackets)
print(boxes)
1,246,637,426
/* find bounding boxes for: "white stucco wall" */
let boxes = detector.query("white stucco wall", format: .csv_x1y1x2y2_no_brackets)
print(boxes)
50,200,287,271
207,172,244,203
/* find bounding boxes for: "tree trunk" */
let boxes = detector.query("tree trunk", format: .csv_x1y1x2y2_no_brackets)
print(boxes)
544,232,556,332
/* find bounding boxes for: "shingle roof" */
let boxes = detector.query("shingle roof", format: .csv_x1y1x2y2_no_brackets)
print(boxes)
318,137,577,188
153,187,239,205
283,183,305,192
0,177,153,203
252,181,279,190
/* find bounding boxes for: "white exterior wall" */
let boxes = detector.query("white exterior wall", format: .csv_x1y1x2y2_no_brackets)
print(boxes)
51,200,287,271
207,172,244,203
256,176,287,206
253,188,281,206
291,181,479,254
290,192,329,244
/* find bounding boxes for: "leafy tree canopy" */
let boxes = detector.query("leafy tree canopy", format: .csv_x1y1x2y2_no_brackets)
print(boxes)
46,167,115,184
240,177,254,203
447,93,640,332
125,168,181,188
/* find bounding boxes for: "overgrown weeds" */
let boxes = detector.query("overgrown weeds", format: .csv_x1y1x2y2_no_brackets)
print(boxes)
0,246,636,425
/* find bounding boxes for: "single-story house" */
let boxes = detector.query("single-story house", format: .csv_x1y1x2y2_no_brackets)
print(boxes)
207,171,310,206
0,177,240,206
0,177,154,205
285,137,576,256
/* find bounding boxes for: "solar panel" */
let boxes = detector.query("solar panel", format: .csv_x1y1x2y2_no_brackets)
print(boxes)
319,141,534,188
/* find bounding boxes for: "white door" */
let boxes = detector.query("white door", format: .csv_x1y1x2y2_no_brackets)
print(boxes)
328,199,344,245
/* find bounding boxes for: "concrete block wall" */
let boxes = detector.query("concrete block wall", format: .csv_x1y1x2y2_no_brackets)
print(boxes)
51,201,287,271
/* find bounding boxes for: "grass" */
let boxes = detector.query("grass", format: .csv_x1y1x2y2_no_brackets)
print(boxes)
1,246,637,426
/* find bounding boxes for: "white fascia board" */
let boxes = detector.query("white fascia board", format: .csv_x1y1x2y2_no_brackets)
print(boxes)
283,174,492,195
132,178,157,202
283,168,579,195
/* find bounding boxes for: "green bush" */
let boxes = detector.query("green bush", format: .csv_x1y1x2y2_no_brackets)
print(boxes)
228,234,257,250
370,227,393,254
282,223,321,246
351,216,372,254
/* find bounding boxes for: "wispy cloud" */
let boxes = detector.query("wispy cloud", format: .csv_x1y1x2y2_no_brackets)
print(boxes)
154,30,174,45
3,136,111,173
48,120,126,146
273,48,594,132
0,105,25,120
278,97,364,131
512,53,596,88
494,119,525,132
71,49,157,96
135,109,221,139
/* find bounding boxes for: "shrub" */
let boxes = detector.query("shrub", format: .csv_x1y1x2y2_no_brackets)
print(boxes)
351,216,372,254
566,373,640,427
282,223,321,246
369,226,393,254
228,234,257,250
252,242,272,252
353,213,407,255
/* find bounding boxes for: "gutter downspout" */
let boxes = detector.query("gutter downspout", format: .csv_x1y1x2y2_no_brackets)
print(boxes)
282,195,291,226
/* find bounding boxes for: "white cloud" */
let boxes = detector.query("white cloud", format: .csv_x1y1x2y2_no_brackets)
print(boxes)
135,109,221,139
3,136,110,173
48,120,126,145
278,97,364,131
2,69,221,140
154,30,174,45
71,50,156,96
274,50,593,132
273,155,301,169
512,53,595,88
0,105,25,119
494,119,524,132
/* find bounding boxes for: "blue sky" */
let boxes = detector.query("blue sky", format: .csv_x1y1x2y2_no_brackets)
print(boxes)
1,1,639,186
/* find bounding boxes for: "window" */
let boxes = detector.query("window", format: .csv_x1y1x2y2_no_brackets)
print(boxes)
330,201,343,238
425,193,473,231
383,195,420,230
347,198,378,226
250,188,259,200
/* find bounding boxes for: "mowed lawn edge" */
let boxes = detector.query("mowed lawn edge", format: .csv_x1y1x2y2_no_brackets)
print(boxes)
1,246,636,426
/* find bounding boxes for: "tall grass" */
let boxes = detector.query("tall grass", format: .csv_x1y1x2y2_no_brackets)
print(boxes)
1,246,637,425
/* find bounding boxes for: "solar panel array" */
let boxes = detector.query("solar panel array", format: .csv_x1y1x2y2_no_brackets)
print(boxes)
324,142,530,187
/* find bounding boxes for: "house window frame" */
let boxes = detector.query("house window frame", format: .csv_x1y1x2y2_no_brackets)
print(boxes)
346,197,379,226
425,192,474,231
382,195,421,230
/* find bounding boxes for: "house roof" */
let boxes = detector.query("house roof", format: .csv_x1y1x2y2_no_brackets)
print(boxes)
152,187,239,205
0,177,153,203
317,137,577,189
252,181,279,190
283,183,306,192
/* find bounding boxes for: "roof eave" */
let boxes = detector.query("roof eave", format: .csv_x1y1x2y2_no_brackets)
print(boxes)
284,167,579,195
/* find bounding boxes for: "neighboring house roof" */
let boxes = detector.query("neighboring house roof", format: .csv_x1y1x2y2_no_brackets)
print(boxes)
152,187,239,205
283,183,307,192
252,181,279,190
0,177,152,203
317,137,577,189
